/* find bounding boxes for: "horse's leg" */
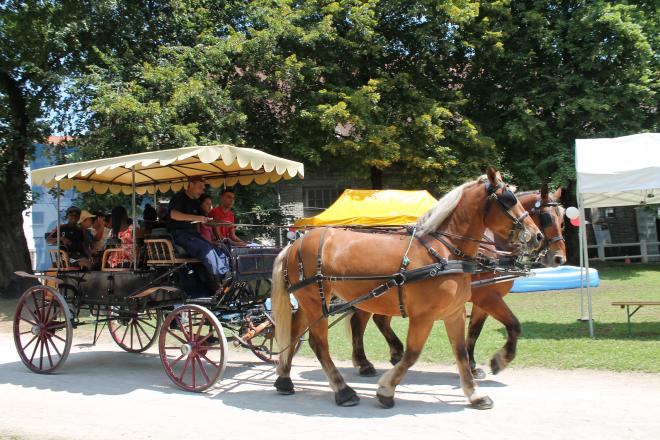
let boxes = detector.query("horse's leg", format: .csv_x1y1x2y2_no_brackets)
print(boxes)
349,310,378,377
308,310,360,406
372,314,404,365
376,317,433,408
466,304,489,379
274,307,308,394
472,290,521,375
444,311,493,409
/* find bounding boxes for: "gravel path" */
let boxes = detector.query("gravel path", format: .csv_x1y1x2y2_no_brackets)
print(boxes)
0,332,659,440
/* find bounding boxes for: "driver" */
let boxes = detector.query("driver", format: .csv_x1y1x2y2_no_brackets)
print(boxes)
167,176,229,291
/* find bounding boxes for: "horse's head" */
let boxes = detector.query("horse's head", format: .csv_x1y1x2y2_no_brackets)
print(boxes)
483,168,544,252
525,184,567,267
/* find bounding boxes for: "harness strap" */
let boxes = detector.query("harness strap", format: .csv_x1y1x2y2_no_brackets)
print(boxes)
296,231,306,281
316,228,329,316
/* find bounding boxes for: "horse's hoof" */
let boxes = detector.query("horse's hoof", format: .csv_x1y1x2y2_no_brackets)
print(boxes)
389,356,402,366
274,376,295,395
335,387,360,406
490,357,502,375
472,368,487,380
359,365,378,377
376,392,395,408
470,395,494,410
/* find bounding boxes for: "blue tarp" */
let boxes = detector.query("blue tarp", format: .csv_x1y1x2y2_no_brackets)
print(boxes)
511,266,600,292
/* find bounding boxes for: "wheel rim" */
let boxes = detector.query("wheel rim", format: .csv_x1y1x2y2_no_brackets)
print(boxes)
159,305,228,392
13,286,72,373
108,308,162,353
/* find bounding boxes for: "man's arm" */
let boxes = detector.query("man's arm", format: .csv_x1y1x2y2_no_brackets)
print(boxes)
170,209,208,223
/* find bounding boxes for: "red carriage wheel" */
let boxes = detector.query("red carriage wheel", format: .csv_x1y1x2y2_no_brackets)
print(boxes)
108,308,162,353
13,285,73,373
158,305,228,392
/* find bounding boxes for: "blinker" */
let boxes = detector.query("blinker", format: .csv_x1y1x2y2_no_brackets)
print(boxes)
499,190,518,210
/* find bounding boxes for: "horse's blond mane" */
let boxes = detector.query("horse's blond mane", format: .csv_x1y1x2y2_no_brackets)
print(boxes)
415,176,488,236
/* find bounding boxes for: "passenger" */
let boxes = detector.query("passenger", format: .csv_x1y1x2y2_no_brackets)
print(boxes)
167,176,229,291
208,188,247,247
198,193,216,243
45,205,92,269
90,210,111,254
77,210,99,266
107,206,140,268
142,203,157,232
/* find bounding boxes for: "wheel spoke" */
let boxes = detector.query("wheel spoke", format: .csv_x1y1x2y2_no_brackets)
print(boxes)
201,353,222,368
196,356,211,384
44,335,54,368
46,333,63,358
21,334,38,350
178,355,191,381
166,329,187,344
169,354,185,367
134,320,151,345
133,322,144,349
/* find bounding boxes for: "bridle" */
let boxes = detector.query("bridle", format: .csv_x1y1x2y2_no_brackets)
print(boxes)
530,197,565,246
484,181,535,246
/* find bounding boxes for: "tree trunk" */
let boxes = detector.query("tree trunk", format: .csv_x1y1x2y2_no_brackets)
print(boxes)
370,167,383,190
0,71,37,297
0,166,35,297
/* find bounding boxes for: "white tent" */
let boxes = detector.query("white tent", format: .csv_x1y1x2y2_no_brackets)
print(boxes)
575,133,660,336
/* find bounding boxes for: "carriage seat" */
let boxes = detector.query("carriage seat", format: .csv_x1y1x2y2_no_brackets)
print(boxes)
144,238,201,265
47,249,81,271
100,248,132,272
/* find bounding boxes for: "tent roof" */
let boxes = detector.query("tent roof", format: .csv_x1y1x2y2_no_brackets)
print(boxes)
576,133,660,208
294,189,437,227
31,144,304,195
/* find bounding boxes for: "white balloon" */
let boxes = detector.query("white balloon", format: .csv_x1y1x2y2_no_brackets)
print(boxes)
565,206,579,219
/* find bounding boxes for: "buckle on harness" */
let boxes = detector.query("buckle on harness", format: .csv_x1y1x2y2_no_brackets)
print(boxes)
394,272,406,286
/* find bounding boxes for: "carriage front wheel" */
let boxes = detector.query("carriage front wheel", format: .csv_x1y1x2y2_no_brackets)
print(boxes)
108,308,162,353
158,305,228,392
13,285,73,373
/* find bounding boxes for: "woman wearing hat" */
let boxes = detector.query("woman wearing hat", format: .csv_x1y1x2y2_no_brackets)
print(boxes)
45,205,92,269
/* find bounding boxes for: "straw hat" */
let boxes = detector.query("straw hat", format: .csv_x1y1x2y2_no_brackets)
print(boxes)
77,210,96,224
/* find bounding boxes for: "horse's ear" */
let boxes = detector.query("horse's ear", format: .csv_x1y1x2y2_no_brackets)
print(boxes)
554,187,563,199
486,167,498,185
541,182,549,200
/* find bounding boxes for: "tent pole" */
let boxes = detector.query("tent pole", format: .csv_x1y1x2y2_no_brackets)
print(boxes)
578,193,594,337
132,167,137,270
578,202,586,319
56,183,61,264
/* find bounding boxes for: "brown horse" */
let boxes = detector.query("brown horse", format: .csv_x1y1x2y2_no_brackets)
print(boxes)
348,186,566,379
271,169,544,408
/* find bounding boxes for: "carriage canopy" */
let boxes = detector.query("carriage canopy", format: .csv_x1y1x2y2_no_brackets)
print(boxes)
294,189,437,227
31,144,305,194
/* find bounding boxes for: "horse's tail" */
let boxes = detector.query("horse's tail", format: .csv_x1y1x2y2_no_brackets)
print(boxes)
343,308,356,339
272,244,292,371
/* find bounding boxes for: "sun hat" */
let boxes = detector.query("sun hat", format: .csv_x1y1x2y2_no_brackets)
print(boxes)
77,210,96,224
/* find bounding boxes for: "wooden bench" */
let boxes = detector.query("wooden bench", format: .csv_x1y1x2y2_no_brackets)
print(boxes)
47,249,80,271
611,301,660,336
144,238,200,266
100,248,132,272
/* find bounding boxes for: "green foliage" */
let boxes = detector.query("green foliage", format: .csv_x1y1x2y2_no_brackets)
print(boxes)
460,0,657,189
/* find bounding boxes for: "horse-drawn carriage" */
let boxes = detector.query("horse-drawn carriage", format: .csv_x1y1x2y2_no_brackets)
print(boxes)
13,145,304,391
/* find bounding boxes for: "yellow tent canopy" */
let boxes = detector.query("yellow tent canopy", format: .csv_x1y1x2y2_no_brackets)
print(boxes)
294,189,438,227
31,144,304,194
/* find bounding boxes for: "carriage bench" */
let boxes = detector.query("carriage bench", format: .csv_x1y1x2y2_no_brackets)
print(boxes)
144,238,201,265
611,301,660,336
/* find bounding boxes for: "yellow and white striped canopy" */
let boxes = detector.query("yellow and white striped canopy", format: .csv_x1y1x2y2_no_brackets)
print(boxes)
31,144,304,194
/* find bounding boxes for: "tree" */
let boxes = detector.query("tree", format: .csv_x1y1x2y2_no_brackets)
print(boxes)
460,0,657,261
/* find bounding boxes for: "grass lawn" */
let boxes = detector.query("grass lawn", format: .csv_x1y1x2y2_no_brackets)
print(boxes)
295,262,660,373
1,262,659,372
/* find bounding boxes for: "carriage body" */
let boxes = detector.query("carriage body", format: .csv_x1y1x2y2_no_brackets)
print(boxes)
13,144,304,391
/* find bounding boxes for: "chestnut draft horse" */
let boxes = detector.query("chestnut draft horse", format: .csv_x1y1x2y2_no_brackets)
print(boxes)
271,169,544,409
349,185,567,379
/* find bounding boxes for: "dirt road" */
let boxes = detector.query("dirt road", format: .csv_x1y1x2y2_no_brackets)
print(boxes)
0,331,658,440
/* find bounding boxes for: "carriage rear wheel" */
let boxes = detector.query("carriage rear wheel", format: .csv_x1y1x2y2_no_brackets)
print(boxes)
13,285,73,373
108,308,162,353
159,305,228,392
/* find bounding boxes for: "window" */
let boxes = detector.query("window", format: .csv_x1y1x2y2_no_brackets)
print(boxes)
31,211,45,225
304,187,342,210
604,208,615,218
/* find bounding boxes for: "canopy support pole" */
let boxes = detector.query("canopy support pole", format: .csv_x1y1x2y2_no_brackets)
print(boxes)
56,183,61,257
578,193,594,338
132,167,137,270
